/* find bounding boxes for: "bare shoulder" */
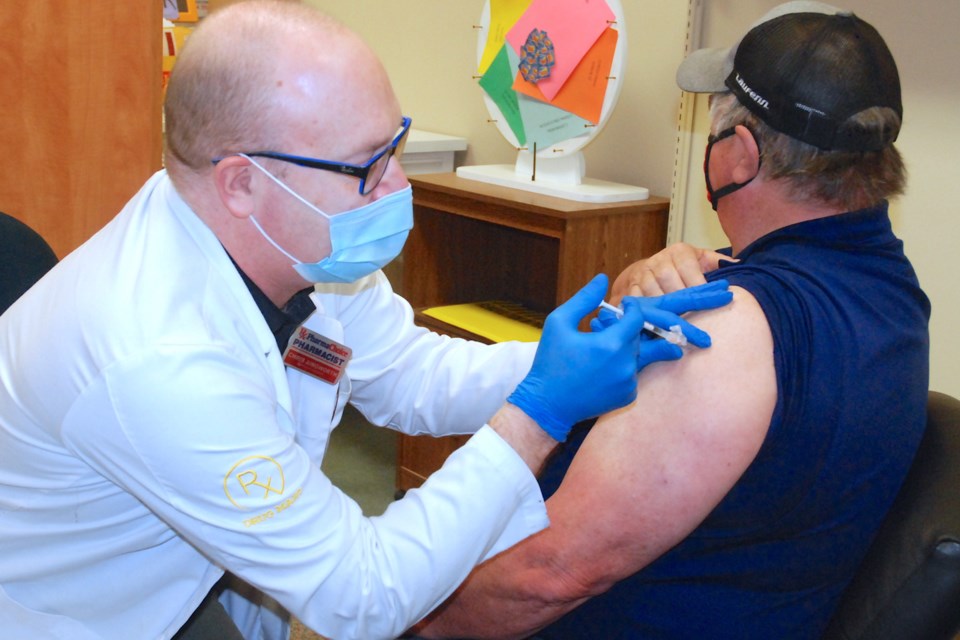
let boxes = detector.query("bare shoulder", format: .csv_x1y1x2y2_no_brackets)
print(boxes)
546,286,776,581
649,284,775,421
586,285,774,454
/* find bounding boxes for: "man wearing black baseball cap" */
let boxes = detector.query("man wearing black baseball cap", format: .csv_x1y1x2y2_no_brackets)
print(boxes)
414,3,930,639
678,0,905,214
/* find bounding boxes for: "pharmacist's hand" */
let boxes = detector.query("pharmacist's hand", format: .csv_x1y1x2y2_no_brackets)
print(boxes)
592,280,733,368
507,274,648,442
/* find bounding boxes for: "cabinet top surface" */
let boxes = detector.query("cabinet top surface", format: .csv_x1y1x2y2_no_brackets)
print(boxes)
409,172,668,216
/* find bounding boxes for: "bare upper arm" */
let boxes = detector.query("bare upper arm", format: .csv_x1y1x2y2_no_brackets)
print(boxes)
544,285,777,592
412,287,778,639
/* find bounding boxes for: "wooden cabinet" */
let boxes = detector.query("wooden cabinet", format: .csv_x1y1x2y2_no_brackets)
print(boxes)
0,4,162,257
396,172,669,491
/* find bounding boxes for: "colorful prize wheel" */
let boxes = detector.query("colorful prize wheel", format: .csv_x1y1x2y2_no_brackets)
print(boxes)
457,0,648,202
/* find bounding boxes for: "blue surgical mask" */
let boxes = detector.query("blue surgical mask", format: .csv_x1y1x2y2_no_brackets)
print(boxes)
243,154,413,284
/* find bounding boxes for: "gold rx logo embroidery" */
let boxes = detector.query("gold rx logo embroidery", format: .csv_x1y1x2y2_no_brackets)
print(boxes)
224,455,286,510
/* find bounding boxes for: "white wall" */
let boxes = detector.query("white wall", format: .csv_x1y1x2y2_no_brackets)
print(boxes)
307,0,958,397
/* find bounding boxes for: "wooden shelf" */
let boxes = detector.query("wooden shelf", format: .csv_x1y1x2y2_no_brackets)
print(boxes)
397,172,669,492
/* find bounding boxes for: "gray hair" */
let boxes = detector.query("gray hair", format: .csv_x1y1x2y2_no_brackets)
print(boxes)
710,92,906,210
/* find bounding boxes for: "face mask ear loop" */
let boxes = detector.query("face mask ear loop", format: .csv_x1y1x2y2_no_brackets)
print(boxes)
248,215,303,265
239,153,333,221
238,153,320,265
704,126,762,211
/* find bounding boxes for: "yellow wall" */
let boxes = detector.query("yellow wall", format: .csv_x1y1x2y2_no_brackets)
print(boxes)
305,0,959,397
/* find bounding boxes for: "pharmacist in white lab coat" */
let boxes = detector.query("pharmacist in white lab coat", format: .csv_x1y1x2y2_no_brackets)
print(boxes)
0,3,729,639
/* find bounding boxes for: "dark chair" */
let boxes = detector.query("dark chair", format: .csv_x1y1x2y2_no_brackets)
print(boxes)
821,391,960,640
0,211,58,313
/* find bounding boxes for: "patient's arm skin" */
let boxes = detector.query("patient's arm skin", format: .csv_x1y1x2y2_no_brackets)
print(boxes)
414,286,775,640
611,242,734,300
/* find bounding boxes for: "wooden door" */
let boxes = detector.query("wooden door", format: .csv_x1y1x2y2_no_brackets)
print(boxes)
0,4,162,257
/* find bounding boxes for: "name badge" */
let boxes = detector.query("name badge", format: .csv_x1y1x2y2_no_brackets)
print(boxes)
282,326,352,384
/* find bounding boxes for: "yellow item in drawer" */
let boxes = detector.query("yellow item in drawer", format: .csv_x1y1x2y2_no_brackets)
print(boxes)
422,301,545,343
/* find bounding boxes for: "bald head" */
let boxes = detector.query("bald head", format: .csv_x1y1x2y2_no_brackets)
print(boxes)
164,1,396,184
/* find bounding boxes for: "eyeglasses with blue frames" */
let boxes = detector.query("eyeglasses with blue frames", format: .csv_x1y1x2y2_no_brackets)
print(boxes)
213,116,411,196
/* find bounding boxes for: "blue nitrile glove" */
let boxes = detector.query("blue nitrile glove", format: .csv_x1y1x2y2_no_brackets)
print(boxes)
591,279,733,369
507,274,650,442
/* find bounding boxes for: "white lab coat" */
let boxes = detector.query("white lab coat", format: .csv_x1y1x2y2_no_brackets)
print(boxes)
0,171,544,640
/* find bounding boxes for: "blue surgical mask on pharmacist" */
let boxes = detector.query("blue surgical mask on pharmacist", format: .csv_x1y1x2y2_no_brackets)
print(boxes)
241,153,413,284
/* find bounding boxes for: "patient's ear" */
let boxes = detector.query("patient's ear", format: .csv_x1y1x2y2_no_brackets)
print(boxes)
213,156,256,220
731,125,761,185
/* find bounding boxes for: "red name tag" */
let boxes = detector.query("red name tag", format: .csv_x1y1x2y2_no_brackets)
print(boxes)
282,327,352,384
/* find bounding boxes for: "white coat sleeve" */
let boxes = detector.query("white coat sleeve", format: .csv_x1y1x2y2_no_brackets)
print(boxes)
315,272,539,436
60,343,547,640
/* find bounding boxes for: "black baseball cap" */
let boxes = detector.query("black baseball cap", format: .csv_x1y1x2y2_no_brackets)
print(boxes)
676,1,901,151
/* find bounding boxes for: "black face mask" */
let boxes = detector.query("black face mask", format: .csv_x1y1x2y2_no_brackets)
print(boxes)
703,126,761,211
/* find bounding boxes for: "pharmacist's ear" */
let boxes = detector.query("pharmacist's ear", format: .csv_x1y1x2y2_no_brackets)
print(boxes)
212,155,257,220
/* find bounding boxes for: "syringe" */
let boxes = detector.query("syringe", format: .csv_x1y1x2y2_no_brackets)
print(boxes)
598,300,688,347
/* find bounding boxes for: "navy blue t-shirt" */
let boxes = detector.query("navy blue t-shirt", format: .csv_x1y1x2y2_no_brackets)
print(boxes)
535,203,930,639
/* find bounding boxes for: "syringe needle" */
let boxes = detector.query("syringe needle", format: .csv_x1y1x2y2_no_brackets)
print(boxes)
598,300,689,347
